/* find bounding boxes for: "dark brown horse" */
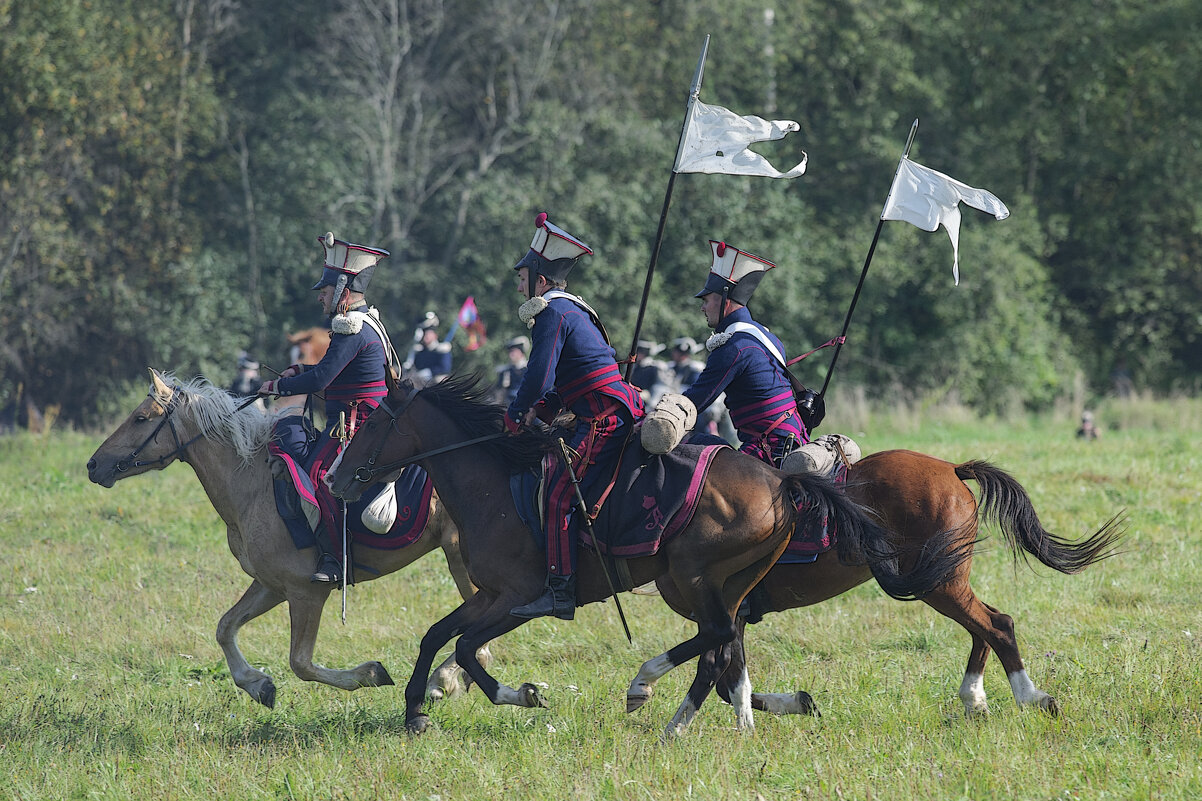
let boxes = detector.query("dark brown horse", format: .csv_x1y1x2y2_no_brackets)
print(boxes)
87,369,489,707
326,374,966,737
660,449,1124,718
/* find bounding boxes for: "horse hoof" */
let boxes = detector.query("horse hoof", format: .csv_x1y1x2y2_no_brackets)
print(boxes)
245,678,276,709
366,661,394,687
1040,696,1060,717
795,691,819,717
406,714,432,736
626,692,650,714
519,683,549,709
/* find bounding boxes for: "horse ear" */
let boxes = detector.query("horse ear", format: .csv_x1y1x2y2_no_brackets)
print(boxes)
385,365,400,395
148,368,173,407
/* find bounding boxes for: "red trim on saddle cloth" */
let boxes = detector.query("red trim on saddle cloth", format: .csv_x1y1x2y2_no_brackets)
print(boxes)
582,444,725,558
270,444,321,508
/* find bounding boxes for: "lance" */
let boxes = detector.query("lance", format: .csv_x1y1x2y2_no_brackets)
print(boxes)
623,35,710,382
818,118,921,398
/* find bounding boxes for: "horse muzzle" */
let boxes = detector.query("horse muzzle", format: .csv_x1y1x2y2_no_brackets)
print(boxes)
324,466,362,502
86,457,119,488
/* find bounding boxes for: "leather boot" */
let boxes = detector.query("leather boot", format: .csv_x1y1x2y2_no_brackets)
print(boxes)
310,535,343,584
511,574,576,620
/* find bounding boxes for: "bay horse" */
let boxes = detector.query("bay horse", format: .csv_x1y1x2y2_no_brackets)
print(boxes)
86,369,488,707
658,449,1124,718
325,374,967,737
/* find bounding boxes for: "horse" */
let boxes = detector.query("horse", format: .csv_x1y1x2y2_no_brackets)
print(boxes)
86,369,489,708
325,373,968,737
656,448,1124,718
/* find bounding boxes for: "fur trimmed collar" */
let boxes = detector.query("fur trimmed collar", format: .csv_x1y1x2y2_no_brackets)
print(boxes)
331,310,367,334
331,306,379,335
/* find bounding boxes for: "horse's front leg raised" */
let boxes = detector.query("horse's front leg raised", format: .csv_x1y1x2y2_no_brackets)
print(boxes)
451,600,546,710
286,590,394,692
217,579,285,708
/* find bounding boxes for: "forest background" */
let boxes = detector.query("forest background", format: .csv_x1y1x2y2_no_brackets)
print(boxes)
3,0,1200,427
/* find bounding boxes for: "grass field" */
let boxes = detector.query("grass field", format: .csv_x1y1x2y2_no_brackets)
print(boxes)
2,395,1200,800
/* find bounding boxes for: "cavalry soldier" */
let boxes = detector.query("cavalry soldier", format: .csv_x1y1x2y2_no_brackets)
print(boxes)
683,240,808,466
666,336,705,392
493,335,530,405
258,232,398,583
503,212,646,620
409,312,453,385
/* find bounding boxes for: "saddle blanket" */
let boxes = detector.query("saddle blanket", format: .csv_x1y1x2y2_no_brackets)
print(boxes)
275,463,433,555
510,442,726,558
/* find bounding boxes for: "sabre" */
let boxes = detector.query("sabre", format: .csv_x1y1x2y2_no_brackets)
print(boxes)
556,438,633,644
336,411,350,623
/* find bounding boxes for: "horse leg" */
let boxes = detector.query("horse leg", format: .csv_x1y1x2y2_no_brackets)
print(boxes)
285,591,394,692
664,636,740,739
427,531,492,701
452,606,547,710
924,585,1059,716
626,614,737,729
403,591,495,735
216,579,285,708
724,621,819,718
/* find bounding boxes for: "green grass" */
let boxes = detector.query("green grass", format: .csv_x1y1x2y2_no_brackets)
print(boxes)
2,398,1200,800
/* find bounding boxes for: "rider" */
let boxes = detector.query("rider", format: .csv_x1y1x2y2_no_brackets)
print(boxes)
258,232,399,583
503,212,646,620
683,240,808,466
409,312,452,385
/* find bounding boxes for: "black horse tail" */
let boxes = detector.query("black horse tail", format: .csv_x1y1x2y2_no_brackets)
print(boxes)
784,472,971,602
956,460,1126,574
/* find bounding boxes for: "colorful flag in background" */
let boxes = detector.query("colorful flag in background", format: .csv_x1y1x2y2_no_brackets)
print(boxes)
450,296,486,351
673,99,808,178
881,157,1010,285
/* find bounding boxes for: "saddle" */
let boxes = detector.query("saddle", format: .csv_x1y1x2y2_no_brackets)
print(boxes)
509,442,727,560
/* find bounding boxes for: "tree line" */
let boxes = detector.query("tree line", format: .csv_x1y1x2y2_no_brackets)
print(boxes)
3,0,1199,426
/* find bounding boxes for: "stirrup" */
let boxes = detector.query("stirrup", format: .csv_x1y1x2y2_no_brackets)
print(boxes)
511,575,576,620
311,553,342,584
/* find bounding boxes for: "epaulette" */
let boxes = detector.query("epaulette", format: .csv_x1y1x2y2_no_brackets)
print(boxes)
518,296,549,329
705,332,733,351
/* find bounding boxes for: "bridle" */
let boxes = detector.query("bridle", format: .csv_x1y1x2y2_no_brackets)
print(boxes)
348,388,505,484
114,389,259,473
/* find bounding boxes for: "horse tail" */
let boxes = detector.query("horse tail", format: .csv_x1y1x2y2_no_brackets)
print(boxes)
784,472,971,602
955,460,1126,574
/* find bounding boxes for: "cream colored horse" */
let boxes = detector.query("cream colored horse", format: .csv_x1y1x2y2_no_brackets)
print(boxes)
87,369,488,708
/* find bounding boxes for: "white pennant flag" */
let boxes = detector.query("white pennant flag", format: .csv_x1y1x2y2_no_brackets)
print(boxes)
673,99,808,178
881,157,1009,285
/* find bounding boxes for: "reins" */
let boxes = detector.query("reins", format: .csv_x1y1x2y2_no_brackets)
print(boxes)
349,390,506,484
116,390,259,472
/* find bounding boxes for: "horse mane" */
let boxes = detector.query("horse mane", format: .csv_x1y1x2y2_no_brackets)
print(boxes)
156,372,274,465
417,372,553,470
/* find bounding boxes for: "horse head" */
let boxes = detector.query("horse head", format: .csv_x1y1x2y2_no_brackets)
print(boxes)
326,374,421,503
87,369,182,487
